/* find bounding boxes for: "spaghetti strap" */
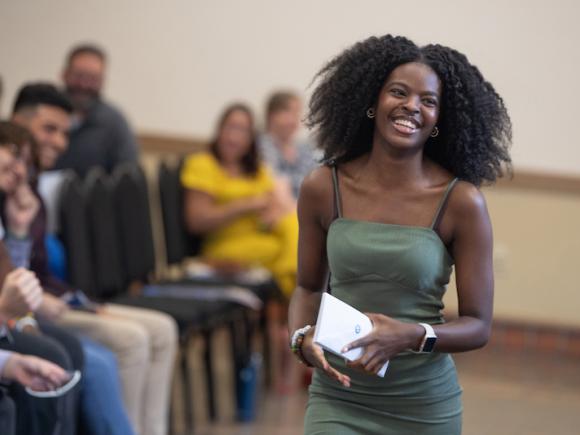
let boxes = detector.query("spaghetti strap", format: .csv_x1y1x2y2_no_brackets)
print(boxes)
331,165,343,219
430,178,459,230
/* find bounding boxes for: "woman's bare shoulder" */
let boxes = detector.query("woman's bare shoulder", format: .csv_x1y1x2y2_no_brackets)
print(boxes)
448,180,489,222
300,165,334,200
299,165,335,227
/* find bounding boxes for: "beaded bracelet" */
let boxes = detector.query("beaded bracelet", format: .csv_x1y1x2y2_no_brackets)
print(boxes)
290,325,314,367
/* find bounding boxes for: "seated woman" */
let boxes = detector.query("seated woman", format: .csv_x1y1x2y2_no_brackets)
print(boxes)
181,103,298,299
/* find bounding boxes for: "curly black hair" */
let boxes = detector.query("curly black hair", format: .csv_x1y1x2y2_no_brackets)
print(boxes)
306,34,512,186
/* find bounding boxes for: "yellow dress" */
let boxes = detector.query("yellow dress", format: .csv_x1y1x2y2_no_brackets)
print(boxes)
180,152,298,298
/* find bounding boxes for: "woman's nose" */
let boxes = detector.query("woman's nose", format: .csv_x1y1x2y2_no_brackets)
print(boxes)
402,96,420,114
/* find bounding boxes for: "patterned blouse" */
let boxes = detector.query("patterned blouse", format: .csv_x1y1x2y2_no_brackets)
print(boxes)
258,133,319,199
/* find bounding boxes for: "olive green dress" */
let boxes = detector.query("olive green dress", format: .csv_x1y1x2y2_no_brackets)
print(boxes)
304,167,462,435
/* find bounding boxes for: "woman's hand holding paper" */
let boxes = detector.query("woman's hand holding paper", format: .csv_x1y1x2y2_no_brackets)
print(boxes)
343,313,424,376
301,327,351,388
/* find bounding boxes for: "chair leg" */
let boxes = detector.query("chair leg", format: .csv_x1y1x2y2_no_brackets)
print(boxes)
259,307,272,388
229,309,253,420
227,319,239,418
180,335,194,434
202,329,217,422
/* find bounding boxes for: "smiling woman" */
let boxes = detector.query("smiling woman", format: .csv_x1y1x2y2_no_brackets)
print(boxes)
374,62,441,150
288,34,512,435
307,35,512,186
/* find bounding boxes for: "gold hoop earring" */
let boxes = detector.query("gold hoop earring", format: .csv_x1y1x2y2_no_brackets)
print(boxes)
366,108,375,119
430,126,439,138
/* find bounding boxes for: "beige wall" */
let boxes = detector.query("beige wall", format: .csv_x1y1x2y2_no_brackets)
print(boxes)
2,1,579,327
1,0,580,176
443,187,580,328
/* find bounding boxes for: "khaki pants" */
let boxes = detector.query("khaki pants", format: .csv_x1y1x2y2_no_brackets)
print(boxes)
57,304,178,435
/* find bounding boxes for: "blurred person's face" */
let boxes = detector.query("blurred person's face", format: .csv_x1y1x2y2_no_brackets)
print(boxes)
63,52,105,112
217,110,254,164
13,105,71,171
268,97,302,144
0,147,17,193
12,142,32,185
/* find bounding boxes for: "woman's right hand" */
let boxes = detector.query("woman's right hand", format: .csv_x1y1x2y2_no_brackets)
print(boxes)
0,268,43,318
301,327,351,387
244,194,270,213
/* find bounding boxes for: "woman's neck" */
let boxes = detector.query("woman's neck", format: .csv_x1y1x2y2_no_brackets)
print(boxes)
360,141,427,189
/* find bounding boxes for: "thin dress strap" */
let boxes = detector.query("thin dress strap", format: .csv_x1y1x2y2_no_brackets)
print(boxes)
327,165,344,294
430,178,459,230
331,165,343,219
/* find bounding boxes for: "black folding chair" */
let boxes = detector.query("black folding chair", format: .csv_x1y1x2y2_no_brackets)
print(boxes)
158,159,201,263
113,163,252,425
58,167,240,432
57,171,96,297
157,159,277,390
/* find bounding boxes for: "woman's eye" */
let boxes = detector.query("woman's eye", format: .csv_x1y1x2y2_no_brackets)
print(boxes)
390,88,405,97
423,98,438,107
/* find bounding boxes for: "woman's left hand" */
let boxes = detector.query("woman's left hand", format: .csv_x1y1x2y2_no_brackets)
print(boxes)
342,313,423,376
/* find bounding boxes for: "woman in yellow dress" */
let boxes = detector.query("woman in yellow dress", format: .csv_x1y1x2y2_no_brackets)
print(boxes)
180,103,298,299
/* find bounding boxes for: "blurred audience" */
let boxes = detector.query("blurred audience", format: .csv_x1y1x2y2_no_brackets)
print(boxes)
1,40,322,432
0,120,137,435
0,264,79,435
258,90,318,199
181,103,299,392
181,103,298,297
54,44,139,177
0,268,72,435
11,83,176,435
0,122,83,435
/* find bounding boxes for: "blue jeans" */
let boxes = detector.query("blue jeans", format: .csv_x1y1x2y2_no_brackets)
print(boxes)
80,338,136,435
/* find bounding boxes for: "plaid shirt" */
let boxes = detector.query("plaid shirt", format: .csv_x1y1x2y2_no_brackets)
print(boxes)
258,133,319,199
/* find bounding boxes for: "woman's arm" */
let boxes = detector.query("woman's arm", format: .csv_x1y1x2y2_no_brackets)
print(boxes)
344,182,494,374
288,168,331,331
183,189,268,234
424,182,494,351
288,167,351,387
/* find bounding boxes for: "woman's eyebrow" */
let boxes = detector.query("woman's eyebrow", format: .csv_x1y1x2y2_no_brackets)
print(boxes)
386,81,439,96
386,81,409,88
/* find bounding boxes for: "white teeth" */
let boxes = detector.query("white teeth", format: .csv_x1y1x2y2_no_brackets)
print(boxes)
393,119,417,130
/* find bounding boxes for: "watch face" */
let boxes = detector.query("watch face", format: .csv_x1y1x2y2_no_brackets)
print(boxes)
423,337,437,353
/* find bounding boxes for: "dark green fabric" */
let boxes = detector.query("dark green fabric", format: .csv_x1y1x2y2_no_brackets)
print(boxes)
305,174,462,434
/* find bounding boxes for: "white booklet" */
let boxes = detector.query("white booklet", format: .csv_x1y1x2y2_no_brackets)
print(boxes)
314,293,389,377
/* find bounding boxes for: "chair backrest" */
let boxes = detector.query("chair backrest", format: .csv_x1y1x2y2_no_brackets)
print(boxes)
84,168,125,299
158,160,201,265
112,163,156,284
57,171,96,297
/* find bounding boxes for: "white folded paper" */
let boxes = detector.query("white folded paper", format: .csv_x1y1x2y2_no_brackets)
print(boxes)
314,293,388,377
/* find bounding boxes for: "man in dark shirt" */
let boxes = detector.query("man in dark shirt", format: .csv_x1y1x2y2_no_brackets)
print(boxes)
54,44,138,177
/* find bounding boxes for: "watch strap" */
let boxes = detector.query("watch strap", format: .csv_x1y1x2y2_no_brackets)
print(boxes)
417,322,437,353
